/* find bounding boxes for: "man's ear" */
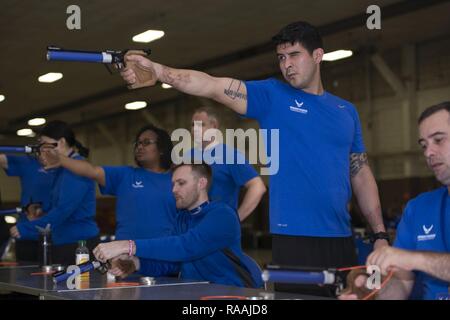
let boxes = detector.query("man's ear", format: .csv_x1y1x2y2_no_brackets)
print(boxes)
313,48,324,64
58,137,67,148
198,177,208,190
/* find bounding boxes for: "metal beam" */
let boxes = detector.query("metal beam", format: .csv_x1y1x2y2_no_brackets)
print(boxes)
141,110,160,126
96,123,119,148
371,53,405,96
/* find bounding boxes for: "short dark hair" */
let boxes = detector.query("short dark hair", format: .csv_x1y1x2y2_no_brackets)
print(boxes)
272,21,323,55
39,120,89,157
172,163,213,191
134,124,173,170
418,101,450,124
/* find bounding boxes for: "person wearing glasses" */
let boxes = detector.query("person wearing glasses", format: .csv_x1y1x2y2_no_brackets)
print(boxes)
9,121,99,265
41,124,177,242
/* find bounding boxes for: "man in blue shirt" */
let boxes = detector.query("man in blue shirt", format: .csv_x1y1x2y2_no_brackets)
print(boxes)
93,163,263,288
340,102,450,300
1,151,56,262
119,21,388,296
187,107,266,221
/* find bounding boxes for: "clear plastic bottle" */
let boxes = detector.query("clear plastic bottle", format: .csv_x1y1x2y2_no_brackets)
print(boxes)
75,240,90,281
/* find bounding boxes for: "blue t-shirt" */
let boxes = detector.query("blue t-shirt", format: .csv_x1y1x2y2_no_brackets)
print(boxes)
99,166,176,240
244,78,366,237
394,186,450,300
17,154,99,245
185,144,258,210
4,155,55,212
135,201,263,288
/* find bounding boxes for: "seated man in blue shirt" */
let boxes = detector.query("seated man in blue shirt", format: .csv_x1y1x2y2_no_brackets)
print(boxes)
341,102,450,300
93,163,263,288
188,106,266,221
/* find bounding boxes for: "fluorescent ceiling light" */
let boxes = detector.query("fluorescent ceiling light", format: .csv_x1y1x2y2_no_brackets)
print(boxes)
125,101,147,110
38,72,63,83
28,118,46,126
17,128,34,136
132,30,165,43
322,50,353,62
0,95,5,102
161,83,172,89
5,216,17,224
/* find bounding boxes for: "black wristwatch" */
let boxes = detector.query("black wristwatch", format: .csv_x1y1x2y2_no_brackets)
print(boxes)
369,232,390,244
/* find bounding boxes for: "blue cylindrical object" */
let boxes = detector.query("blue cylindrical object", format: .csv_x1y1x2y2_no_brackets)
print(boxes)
0,146,31,153
261,270,327,285
53,261,100,283
0,208,21,215
47,50,111,63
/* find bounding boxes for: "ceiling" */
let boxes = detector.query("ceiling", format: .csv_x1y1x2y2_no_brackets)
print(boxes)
1,0,449,139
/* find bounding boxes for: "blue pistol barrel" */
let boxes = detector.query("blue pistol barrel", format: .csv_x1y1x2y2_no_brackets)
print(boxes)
0,146,33,153
53,261,101,283
47,48,113,63
261,269,335,285
0,208,22,216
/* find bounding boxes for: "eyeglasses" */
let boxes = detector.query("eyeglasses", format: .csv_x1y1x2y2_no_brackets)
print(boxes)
33,142,58,154
133,139,157,148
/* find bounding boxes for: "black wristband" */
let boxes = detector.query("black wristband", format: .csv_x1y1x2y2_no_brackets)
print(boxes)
369,232,390,244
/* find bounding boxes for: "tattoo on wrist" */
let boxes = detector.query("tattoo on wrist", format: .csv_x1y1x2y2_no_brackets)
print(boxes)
350,153,368,177
224,80,247,100
161,67,186,85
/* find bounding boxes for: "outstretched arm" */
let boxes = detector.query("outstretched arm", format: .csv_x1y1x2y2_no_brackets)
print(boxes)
121,55,248,115
41,149,105,186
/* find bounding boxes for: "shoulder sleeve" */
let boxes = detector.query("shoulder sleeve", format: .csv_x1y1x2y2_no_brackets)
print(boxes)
349,105,366,154
244,79,274,121
99,166,128,196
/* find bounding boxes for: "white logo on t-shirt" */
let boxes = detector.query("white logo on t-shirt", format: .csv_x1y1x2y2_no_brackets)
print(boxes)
417,224,436,241
289,100,308,114
423,225,434,234
132,181,144,188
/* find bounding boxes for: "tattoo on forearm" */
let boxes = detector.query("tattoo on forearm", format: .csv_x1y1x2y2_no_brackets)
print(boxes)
350,153,368,177
224,80,247,100
161,67,189,86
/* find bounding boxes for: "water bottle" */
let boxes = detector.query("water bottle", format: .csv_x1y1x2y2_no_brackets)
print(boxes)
75,240,90,281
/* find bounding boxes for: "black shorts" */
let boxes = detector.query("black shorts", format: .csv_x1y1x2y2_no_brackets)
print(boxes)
272,234,357,298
